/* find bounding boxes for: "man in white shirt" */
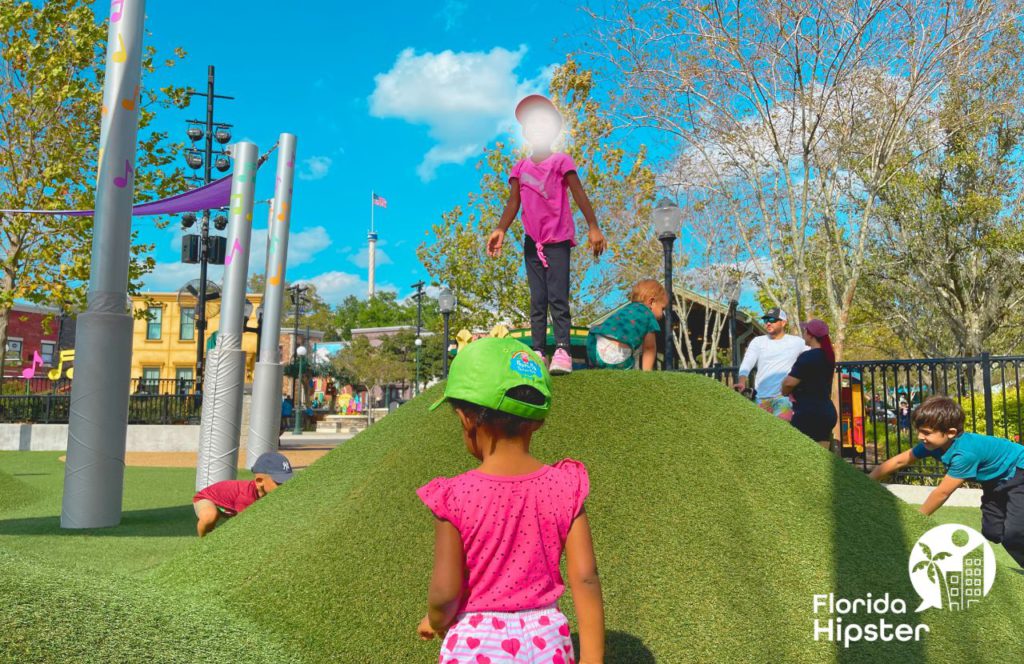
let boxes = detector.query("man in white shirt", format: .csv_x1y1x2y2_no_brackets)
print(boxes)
734,307,808,419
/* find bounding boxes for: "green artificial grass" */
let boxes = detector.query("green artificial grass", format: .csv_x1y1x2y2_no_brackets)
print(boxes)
149,372,1024,663
0,454,295,663
0,452,197,573
0,549,296,663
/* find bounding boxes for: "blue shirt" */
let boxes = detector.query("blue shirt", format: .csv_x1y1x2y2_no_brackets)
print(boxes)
912,432,1024,483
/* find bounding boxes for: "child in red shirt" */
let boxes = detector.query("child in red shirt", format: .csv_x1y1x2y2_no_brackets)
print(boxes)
192,452,293,537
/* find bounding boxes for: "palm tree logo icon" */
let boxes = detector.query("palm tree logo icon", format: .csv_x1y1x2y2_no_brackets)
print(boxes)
909,525,995,612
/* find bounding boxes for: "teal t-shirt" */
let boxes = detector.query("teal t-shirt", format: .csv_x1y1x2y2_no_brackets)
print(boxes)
912,432,1024,483
591,302,661,351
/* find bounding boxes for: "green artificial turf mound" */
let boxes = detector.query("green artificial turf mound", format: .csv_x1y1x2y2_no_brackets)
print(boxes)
154,371,1024,662
0,548,296,663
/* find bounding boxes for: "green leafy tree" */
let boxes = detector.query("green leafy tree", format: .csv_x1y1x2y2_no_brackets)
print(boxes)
0,0,187,383
862,27,1024,358
418,59,656,331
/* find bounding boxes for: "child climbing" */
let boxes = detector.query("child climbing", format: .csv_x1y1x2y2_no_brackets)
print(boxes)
415,337,605,663
586,279,667,370
486,94,607,375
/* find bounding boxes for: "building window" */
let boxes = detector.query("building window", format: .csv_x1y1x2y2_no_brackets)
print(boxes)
40,341,56,366
179,306,195,341
146,306,162,340
4,338,23,363
175,367,194,394
141,367,161,393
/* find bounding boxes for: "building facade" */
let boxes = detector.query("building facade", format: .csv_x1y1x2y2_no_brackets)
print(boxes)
2,303,75,380
129,292,263,391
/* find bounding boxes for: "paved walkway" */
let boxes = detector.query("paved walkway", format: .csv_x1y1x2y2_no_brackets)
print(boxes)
884,483,982,507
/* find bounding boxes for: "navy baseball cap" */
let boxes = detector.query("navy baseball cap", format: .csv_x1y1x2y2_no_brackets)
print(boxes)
251,452,293,484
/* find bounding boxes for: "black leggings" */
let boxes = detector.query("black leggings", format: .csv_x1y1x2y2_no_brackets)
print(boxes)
524,237,571,351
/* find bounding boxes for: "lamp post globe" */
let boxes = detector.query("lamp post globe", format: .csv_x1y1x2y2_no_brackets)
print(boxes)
439,288,455,378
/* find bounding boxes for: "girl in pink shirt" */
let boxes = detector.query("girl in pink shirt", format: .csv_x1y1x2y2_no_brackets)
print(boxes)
415,337,605,664
486,95,607,376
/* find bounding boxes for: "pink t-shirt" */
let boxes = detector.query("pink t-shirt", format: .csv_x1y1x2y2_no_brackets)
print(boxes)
417,459,590,613
509,154,578,266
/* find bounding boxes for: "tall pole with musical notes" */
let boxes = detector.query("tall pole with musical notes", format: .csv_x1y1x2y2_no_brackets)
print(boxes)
61,0,146,529
195,141,258,491
247,134,297,468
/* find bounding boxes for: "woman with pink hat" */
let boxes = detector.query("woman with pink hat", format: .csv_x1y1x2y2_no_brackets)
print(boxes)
782,319,838,447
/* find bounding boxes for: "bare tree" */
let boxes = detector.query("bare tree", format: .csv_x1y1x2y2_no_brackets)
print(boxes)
583,0,1016,360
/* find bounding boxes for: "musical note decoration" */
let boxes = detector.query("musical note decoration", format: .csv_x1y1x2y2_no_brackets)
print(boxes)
277,200,289,222
48,349,75,381
112,33,127,63
20,351,44,379
121,84,140,111
224,238,243,266
113,160,133,188
268,264,283,286
110,0,125,23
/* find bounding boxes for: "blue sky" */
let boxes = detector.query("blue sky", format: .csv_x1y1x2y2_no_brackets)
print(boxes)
136,0,590,304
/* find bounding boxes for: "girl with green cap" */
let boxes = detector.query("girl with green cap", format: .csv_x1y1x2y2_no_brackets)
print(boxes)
415,337,605,663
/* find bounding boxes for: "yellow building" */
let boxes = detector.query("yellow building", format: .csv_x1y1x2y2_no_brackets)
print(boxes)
130,292,262,391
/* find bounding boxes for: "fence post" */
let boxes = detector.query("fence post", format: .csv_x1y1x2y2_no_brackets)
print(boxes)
982,352,994,436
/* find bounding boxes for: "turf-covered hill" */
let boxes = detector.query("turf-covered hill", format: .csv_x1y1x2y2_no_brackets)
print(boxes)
154,372,1024,663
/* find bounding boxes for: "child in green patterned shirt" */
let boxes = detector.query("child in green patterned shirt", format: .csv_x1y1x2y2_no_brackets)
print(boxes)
586,279,667,370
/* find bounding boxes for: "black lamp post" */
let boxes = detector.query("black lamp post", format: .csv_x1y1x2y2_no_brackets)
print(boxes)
439,288,456,378
653,198,681,371
293,346,306,435
182,65,234,393
411,281,425,395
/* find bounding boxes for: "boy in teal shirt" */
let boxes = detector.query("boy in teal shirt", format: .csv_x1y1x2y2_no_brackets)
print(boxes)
870,396,1024,567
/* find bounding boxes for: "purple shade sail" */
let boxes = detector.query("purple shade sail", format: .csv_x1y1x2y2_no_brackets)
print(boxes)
0,173,231,217
0,149,273,218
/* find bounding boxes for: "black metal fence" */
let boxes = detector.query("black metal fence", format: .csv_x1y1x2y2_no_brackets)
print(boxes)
683,353,1024,482
0,393,201,425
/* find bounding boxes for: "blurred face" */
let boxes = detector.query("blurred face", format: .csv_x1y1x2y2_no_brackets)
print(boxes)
648,295,669,320
253,474,280,498
520,109,562,149
917,426,958,450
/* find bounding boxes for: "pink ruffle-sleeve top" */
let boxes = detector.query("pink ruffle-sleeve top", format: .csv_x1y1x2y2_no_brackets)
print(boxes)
417,459,590,613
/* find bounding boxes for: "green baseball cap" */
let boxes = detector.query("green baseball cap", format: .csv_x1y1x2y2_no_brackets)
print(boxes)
429,337,552,420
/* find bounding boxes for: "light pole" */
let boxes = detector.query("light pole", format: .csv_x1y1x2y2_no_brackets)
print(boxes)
293,345,307,435
287,283,310,406
412,281,425,395
439,288,456,378
182,65,233,393
653,198,681,371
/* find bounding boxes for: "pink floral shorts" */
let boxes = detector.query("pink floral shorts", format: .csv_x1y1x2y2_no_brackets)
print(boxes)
438,605,575,664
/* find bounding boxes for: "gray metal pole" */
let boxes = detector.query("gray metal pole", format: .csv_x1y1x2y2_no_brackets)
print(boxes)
61,0,146,529
195,142,258,491
248,134,297,468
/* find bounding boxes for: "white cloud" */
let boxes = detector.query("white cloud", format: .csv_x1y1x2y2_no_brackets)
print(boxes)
249,225,331,269
369,46,555,181
348,245,393,269
305,270,398,305
298,155,333,181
